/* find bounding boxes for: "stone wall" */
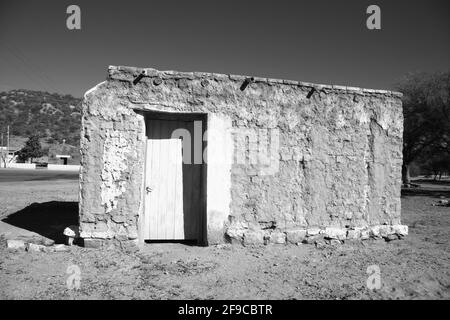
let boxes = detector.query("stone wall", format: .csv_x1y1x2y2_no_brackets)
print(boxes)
79,65,406,247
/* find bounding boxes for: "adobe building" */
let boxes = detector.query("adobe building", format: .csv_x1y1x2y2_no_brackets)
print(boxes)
79,65,408,248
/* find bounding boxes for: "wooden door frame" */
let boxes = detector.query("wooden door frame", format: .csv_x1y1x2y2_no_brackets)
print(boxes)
139,110,208,246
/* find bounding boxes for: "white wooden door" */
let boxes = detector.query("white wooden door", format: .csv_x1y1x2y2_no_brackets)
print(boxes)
144,138,184,240
143,119,203,241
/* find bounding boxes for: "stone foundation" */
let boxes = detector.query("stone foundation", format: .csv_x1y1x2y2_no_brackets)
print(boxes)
226,224,408,245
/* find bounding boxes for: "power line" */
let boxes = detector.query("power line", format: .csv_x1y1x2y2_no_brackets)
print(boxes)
2,40,59,93
0,50,48,91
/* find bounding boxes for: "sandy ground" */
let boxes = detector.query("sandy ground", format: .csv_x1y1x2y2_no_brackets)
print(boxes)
0,170,449,300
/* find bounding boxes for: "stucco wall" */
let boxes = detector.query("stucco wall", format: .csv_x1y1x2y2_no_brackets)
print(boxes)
79,65,406,247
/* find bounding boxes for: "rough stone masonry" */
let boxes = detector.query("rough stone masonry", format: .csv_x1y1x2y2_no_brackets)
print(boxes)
79,65,408,248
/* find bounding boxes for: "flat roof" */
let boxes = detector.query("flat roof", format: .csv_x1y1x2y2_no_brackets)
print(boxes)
107,65,403,97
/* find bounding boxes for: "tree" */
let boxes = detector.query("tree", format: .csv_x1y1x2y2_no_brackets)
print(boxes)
420,152,450,180
0,149,7,168
17,135,44,163
396,71,450,184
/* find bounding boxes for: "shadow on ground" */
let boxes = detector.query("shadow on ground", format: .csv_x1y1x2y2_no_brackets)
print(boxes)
2,201,79,244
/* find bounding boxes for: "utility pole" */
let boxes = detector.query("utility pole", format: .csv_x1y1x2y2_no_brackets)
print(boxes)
1,132,3,168
7,125,10,158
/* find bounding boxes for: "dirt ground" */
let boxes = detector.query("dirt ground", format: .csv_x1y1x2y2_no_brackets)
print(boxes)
0,169,449,300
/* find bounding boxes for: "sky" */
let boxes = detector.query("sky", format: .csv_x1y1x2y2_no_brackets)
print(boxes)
0,0,449,97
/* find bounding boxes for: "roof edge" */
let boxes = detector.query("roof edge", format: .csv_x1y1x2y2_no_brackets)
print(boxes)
107,65,403,97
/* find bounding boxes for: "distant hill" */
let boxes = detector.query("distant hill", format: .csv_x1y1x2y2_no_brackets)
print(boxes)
0,89,82,147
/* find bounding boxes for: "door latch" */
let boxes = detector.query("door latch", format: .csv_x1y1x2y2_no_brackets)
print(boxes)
146,186,153,193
